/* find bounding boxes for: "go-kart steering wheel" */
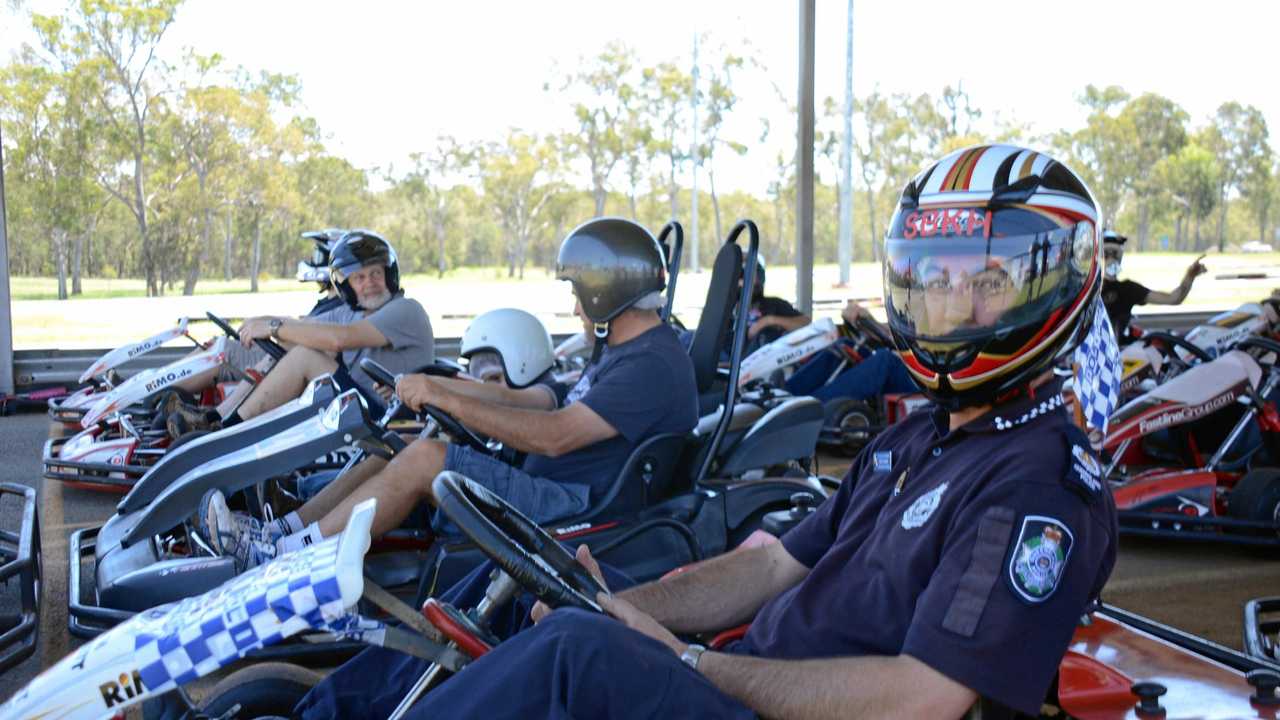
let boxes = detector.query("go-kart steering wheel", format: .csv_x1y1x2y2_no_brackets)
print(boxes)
432,471,606,612
1143,331,1212,373
852,313,894,350
205,311,287,361
359,358,495,455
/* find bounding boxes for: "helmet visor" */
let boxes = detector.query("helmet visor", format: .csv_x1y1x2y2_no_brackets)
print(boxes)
885,208,1095,347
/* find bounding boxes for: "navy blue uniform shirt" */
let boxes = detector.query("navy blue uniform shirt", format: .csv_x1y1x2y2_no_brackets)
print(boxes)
522,323,698,500
739,381,1118,715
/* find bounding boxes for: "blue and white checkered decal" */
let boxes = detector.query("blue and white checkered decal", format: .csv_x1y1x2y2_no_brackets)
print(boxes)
127,536,352,693
1073,298,1121,434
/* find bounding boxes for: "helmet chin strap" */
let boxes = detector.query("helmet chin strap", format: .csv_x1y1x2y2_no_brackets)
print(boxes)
590,321,609,364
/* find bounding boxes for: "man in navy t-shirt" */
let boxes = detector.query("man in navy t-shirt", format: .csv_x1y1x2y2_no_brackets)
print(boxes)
197,217,698,572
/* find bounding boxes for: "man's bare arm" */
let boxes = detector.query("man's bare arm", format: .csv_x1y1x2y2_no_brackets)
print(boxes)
429,376,557,411
1147,255,1206,305
427,385,615,457
699,651,976,720
619,542,809,633
266,317,388,354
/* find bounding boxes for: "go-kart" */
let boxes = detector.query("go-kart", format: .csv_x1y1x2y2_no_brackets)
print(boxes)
17,476,1280,719
67,220,824,647
42,313,288,491
47,317,202,427
0,483,40,676
1181,300,1280,360
1104,335,1280,545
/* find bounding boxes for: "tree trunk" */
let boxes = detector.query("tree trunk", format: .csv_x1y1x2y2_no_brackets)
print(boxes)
1218,191,1229,253
668,159,679,219
71,232,84,295
185,173,213,296
223,210,233,281
435,214,447,279
1137,202,1150,253
53,229,68,300
865,188,880,262
594,187,607,216
250,212,262,293
1194,215,1202,249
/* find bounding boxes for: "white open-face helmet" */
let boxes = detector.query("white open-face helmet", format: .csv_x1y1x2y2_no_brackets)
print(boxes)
460,308,555,388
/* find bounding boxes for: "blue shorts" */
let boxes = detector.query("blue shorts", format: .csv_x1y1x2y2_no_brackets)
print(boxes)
433,444,591,534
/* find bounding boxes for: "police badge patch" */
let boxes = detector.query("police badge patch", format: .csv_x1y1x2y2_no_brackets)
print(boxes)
1008,515,1074,603
901,482,947,529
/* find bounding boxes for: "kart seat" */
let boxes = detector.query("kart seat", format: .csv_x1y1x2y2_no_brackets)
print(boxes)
688,241,744,415
568,432,689,522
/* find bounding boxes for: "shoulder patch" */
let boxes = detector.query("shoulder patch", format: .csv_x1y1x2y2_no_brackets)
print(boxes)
1007,515,1074,603
1062,426,1104,502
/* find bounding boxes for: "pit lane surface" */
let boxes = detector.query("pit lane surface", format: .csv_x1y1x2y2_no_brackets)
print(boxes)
1,412,1278,706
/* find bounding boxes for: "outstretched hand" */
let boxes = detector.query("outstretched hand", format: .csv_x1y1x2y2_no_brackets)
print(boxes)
1186,255,1207,280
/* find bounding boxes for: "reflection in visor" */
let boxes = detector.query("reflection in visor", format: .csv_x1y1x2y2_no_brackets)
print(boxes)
886,223,1083,344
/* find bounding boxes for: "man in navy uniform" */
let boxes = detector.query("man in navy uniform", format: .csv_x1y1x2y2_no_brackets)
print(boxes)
297,145,1118,719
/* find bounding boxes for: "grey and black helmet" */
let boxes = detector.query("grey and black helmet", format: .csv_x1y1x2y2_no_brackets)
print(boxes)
556,217,666,324
329,229,400,310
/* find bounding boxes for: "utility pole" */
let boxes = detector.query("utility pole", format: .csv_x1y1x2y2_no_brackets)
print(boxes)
796,0,816,315
690,33,701,273
0,124,13,395
836,0,855,286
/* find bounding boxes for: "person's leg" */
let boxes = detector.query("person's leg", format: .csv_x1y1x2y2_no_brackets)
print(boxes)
812,348,916,403
296,454,388,525
226,346,337,421
784,342,849,396
405,610,754,720
314,437,446,538
426,445,590,537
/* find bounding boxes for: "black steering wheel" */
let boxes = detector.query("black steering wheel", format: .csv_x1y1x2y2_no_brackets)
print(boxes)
432,471,606,612
854,314,895,349
205,312,287,361
1142,331,1212,374
359,358,494,455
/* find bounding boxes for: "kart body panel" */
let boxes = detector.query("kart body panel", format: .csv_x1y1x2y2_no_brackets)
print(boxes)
1181,303,1273,361
80,337,229,429
6,501,374,720
737,318,838,387
78,318,191,385
1106,350,1261,451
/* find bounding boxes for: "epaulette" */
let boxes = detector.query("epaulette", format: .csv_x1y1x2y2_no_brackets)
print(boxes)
1060,423,1104,503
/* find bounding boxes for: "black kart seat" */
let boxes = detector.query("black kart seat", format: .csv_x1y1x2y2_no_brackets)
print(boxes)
688,243,743,395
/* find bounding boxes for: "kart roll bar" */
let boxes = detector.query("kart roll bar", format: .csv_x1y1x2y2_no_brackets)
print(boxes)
695,219,760,484
0,483,39,673
657,221,684,324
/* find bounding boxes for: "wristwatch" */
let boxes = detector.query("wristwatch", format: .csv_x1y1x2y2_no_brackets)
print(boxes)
268,318,283,339
680,643,707,671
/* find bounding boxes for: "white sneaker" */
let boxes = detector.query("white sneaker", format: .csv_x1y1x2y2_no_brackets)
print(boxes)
195,489,277,572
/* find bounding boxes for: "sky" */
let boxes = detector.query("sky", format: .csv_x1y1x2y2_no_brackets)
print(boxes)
3,0,1279,196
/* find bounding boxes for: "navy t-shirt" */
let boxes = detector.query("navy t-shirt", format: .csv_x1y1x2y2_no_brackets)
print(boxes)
738,384,1118,715
522,324,697,500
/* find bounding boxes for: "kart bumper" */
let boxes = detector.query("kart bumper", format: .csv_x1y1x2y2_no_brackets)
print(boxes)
67,525,133,638
1244,596,1280,663
1118,510,1280,546
42,435,150,490
46,395,88,425
0,483,40,673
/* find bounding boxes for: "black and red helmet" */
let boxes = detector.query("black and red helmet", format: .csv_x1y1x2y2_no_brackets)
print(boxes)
883,144,1102,408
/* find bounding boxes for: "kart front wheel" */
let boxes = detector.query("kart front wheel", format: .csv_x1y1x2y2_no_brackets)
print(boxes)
199,662,322,719
1229,468,1280,532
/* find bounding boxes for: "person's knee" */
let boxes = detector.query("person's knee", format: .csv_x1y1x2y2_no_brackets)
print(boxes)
289,346,338,379
397,438,447,494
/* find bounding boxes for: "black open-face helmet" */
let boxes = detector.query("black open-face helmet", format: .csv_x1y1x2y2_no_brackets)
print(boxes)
556,218,666,325
883,144,1102,409
329,229,400,310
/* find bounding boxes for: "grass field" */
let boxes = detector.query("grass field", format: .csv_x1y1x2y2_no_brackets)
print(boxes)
9,252,1280,349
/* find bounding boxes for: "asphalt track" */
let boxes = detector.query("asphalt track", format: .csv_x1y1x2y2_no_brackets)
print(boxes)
1,410,1278,706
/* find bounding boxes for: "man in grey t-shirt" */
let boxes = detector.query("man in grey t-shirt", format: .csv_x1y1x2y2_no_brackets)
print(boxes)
214,231,433,425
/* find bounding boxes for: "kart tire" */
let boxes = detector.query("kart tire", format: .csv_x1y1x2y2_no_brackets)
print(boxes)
823,399,877,457
199,662,322,719
1229,468,1280,529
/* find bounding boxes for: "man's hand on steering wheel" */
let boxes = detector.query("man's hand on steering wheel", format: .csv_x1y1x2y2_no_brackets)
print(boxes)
395,372,442,413
238,316,279,348
530,545,688,657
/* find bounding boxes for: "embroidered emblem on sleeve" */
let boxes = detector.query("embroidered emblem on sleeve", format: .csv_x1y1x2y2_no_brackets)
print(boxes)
1008,516,1074,603
1069,444,1103,494
901,482,948,529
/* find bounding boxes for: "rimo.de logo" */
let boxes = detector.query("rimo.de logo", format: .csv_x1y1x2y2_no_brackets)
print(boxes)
144,368,193,394
100,669,146,707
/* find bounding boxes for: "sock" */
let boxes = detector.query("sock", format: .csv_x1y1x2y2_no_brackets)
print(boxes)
281,511,305,534
277,523,324,554
223,411,243,427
